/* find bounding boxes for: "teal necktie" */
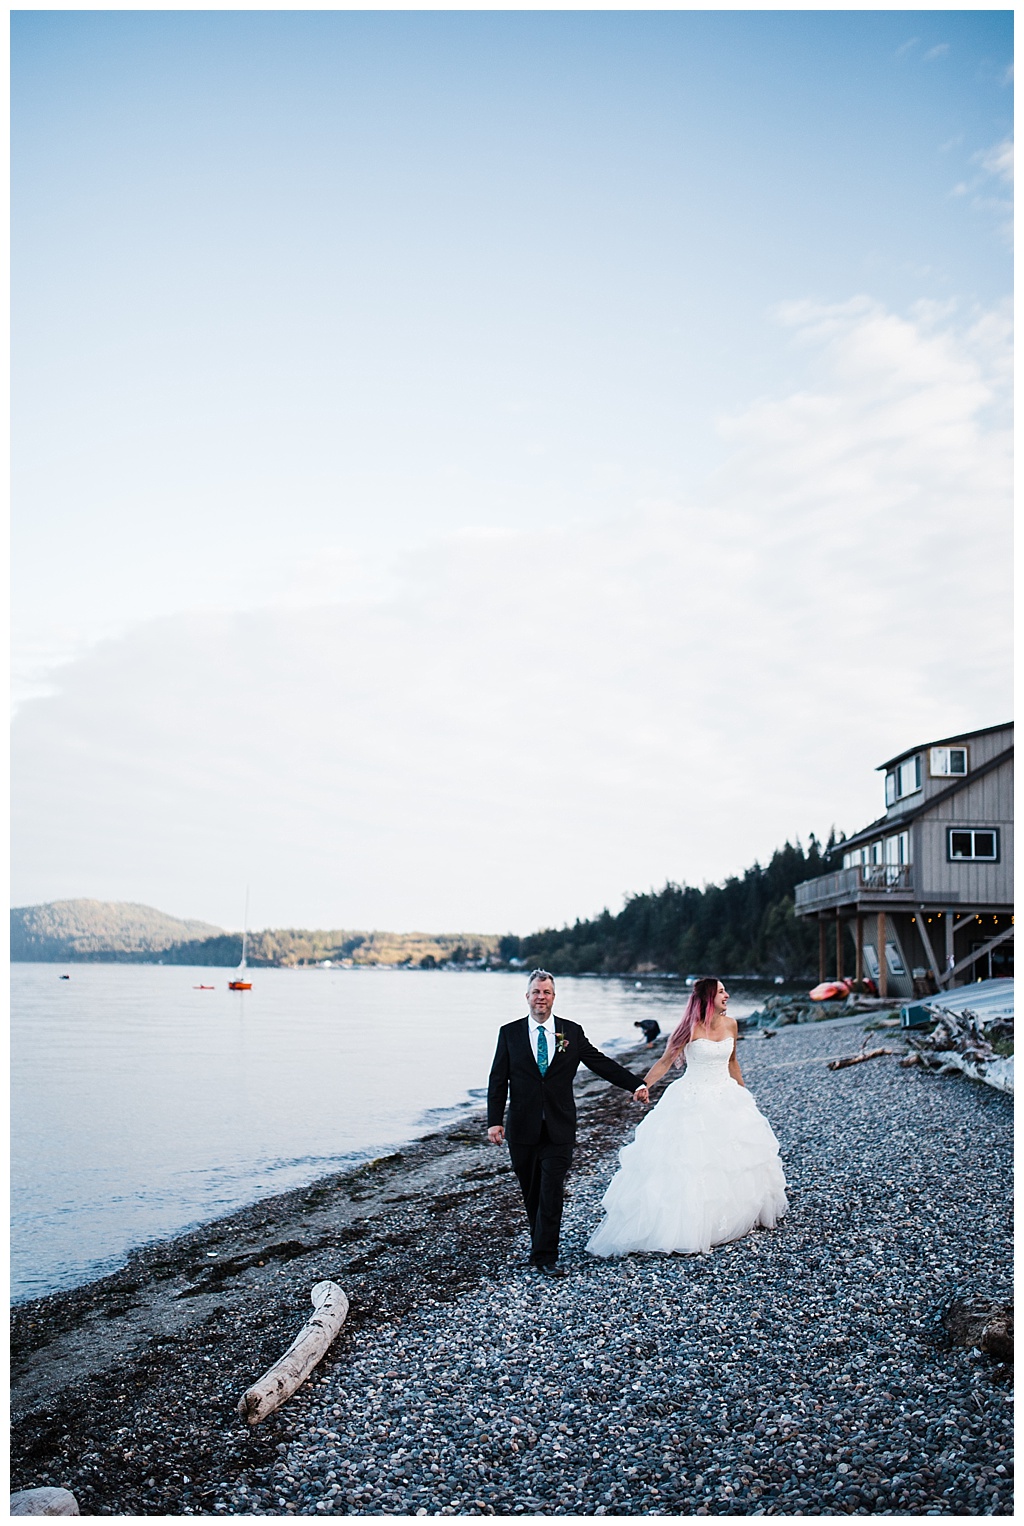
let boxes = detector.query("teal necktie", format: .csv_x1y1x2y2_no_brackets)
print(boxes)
536,1024,549,1075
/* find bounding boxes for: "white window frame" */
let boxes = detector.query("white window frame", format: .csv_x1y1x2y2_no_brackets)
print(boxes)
947,827,999,862
930,745,969,778
898,756,921,798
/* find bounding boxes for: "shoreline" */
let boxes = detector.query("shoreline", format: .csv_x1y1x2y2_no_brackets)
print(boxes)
12,957,819,983
10,1091,492,1314
12,1042,650,1417
12,1023,1013,1517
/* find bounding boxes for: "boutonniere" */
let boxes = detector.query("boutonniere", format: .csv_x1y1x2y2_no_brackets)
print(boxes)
555,1032,570,1055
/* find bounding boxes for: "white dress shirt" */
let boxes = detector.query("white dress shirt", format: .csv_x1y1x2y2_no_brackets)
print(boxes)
529,1015,557,1068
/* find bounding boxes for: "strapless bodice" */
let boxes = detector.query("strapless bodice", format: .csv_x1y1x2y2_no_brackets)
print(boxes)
679,1036,734,1089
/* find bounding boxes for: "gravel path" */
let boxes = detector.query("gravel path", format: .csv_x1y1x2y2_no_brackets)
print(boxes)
12,1016,1012,1515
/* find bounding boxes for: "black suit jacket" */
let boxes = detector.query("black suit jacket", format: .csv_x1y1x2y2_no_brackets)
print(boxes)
487,1015,643,1146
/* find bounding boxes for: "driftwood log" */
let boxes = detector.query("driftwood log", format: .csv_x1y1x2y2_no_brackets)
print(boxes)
901,1003,1013,1093
10,1488,80,1515
238,1280,349,1426
827,1047,894,1071
941,1299,1013,1363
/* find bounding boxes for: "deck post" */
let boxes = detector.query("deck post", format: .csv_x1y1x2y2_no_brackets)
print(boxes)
876,912,888,998
818,918,827,983
855,916,864,983
945,912,955,987
835,911,843,980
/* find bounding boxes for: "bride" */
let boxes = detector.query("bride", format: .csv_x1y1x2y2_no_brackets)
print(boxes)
586,977,788,1257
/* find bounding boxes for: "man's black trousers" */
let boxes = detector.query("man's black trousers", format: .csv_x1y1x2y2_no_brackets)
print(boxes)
507,1126,574,1266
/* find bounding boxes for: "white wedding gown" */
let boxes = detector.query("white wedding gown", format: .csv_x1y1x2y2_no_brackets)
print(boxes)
586,1036,788,1257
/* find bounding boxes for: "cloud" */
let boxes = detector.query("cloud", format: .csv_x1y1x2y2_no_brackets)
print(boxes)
949,136,1013,240
977,136,1013,185
894,38,919,59
12,299,1012,933
923,44,950,62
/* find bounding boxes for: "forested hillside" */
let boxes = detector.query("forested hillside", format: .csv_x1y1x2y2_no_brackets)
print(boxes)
500,835,842,979
11,900,224,961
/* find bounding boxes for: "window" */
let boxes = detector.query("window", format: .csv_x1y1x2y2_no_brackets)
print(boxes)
885,942,907,976
884,831,910,866
947,828,999,862
885,755,921,805
863,942,907,978
930,746,968,778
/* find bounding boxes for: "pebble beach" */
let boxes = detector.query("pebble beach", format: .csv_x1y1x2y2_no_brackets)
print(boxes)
11,1012,1013,1516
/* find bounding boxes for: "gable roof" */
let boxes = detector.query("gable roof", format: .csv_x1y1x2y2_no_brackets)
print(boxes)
877,720,1013,772
841,744,1014,851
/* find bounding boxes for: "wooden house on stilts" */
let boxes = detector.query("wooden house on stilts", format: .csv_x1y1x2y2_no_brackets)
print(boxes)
794,723,1013,999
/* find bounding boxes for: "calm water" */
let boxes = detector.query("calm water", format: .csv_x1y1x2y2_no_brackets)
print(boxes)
11,964,772,1303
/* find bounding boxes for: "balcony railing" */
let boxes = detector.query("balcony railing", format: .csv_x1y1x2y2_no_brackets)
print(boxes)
794,864,914,913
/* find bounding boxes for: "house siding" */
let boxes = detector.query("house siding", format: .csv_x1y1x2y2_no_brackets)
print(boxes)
912,759,1013,904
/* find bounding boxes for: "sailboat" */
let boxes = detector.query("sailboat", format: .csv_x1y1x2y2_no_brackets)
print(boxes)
228,889,253,991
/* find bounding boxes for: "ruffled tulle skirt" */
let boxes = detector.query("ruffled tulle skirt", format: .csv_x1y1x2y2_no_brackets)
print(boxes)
586,1071,788,1257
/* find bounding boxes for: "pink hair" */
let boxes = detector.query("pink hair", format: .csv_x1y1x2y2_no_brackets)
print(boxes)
666,977,719,1068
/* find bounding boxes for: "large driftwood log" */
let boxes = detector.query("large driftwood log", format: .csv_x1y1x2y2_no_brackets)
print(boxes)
902,1002,1014,1093
827,1047,894,1071
238,1280,349,1426
10,1488,80,1515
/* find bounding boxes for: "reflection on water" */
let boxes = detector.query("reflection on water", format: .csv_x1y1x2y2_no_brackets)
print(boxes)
11,964,775,1302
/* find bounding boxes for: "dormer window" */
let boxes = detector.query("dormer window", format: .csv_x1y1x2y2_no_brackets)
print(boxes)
885,754,921,806
930,746,968,777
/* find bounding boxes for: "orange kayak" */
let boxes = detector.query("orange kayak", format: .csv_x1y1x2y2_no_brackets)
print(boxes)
809,979,852,1001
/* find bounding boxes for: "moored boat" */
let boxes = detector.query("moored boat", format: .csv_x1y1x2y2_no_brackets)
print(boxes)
228,890,253,990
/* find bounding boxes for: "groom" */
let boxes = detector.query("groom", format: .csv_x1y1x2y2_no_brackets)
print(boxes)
487,968,649,1276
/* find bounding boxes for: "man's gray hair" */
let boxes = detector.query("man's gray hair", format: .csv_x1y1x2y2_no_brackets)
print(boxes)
527,968,555,989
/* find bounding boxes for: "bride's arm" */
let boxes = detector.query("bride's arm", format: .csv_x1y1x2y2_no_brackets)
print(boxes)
644,1041,683,1088
728,1028,745,1087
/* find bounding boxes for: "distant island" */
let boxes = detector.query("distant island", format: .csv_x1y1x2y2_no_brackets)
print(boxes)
12,835,842,978
10,899,502,970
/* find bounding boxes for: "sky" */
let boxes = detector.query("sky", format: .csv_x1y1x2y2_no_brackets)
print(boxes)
11,9,1014,935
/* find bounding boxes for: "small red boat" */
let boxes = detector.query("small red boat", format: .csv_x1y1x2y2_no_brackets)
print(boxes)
228,979,252,991
194,984,215,990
